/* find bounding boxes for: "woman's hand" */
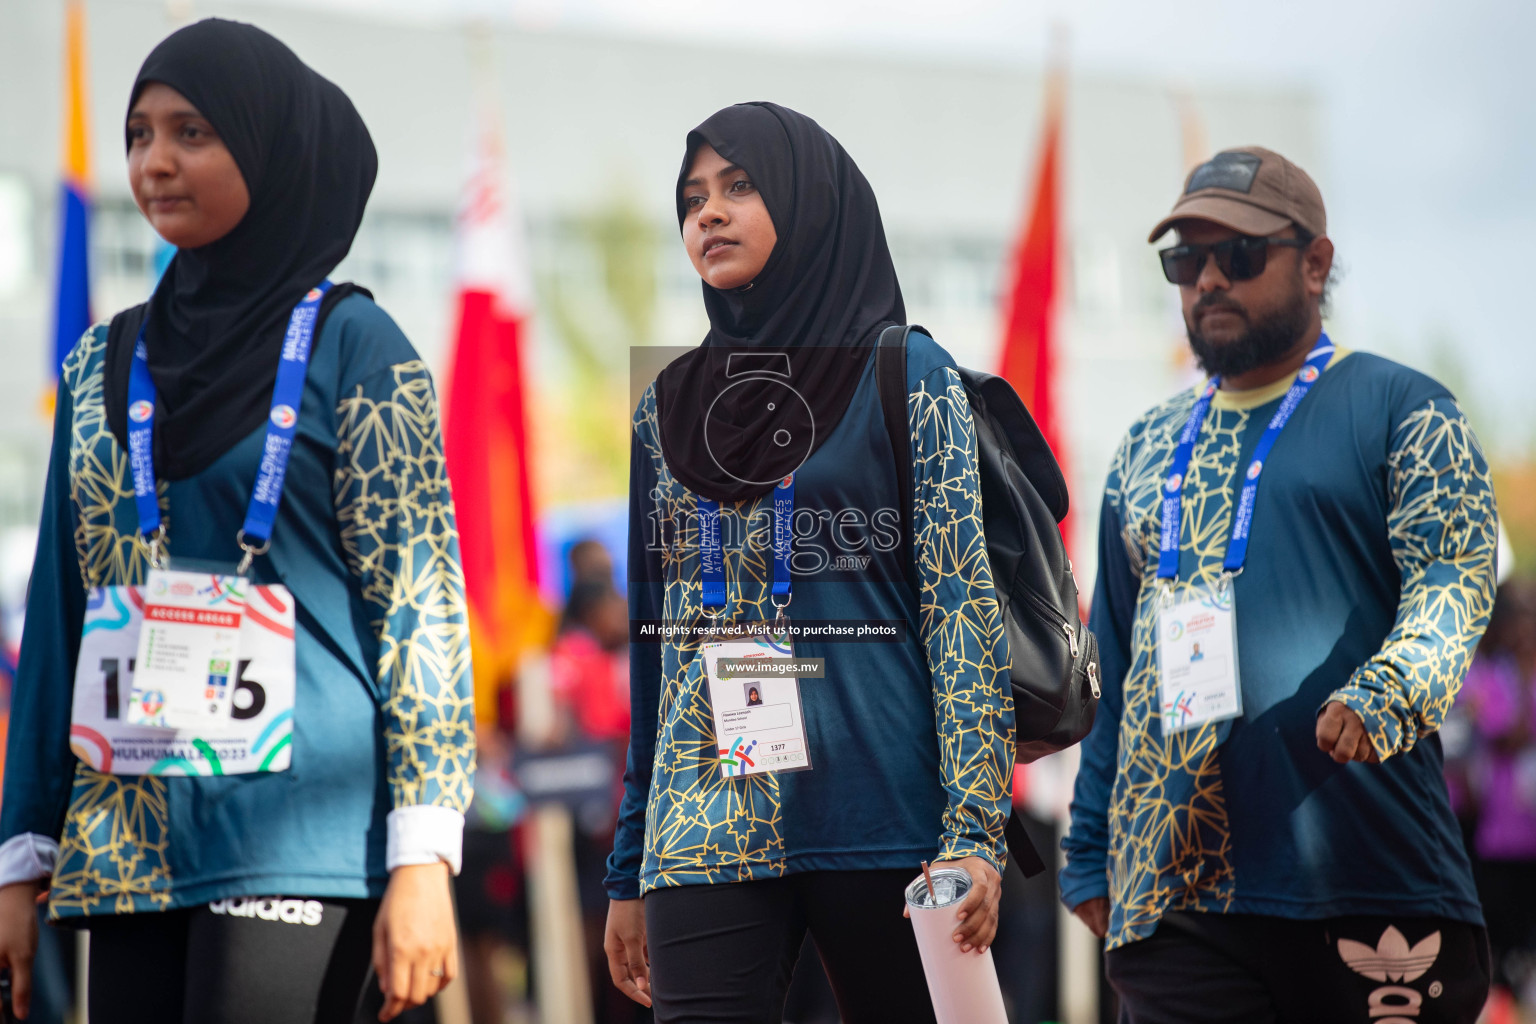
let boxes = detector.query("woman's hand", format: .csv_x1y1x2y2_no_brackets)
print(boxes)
0,881,41,1020
373,862,457,1022
902,856,1002,954
603,898,651,1007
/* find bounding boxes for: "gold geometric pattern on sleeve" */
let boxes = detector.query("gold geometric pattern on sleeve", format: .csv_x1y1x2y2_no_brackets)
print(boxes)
334,361,476,811
910,368,1012,872
51,325,174,918
1329,398,1498,759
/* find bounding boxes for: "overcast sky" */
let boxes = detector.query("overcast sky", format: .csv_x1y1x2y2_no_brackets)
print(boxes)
248,0,1536,449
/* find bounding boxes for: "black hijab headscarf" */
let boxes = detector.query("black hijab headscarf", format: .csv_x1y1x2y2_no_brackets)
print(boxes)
104,18,377,480
655,102,905,504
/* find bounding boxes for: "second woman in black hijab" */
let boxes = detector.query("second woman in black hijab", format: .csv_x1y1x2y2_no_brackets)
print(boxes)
0,20,472,1024
605,103,1014,1023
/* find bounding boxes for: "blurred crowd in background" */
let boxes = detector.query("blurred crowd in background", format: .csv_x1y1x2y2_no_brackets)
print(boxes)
1445,582,1536,1023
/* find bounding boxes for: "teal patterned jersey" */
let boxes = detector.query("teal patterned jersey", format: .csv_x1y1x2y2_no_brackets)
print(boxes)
0,295,474,917
606,333,1013,898
1061,349,1496,950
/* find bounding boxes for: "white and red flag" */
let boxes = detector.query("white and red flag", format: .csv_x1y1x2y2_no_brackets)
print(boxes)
443,104,547,718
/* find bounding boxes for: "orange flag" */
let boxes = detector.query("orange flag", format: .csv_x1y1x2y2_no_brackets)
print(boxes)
443,104,550,726
53,0,92,378
997,67,1071,554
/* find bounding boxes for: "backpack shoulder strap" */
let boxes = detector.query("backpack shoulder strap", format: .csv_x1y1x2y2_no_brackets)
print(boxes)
877,326,1048,881
875,324,914,585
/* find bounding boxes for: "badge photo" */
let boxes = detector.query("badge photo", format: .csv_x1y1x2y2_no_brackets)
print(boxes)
701,632,811,778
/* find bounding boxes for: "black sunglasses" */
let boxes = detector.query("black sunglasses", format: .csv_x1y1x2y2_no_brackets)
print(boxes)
1159,236,1307,286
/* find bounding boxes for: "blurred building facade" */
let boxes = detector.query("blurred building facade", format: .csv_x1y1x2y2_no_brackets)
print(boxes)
0,0,1320,586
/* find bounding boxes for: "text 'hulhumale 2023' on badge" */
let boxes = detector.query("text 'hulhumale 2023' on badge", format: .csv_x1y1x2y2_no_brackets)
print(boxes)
66,284,330,776
1155,336,1334,737
696,474,813,778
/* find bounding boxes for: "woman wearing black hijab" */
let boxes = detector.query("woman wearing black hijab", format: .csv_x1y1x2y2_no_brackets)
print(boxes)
0,20,471,1023
604,103,1014,1023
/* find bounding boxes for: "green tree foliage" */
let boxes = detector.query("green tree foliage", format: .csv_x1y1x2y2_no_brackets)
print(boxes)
537,190,658,500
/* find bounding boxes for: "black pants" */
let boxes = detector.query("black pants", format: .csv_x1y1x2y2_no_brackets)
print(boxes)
85,896,380,1024
1106,911,1490,1024
644,870,936,1024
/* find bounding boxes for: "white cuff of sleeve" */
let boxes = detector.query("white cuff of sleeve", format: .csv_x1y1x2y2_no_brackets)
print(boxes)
0,833,58,889
386,806,465,875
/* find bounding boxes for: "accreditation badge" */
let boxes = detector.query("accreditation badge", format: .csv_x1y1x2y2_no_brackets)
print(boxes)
69,579,297,775
1156,578,1242,736
129,569,247,729
700,621,812,778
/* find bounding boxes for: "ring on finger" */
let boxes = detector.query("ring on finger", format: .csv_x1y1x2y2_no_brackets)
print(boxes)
429,967,445,978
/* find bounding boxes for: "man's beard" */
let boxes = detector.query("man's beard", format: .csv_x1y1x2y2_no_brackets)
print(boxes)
1185,286,1310,380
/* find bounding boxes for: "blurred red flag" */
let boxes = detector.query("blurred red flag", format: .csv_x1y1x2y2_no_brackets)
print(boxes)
997,70,1071,555
444,106,549,721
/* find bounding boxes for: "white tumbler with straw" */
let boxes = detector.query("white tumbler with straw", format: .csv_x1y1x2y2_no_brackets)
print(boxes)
905,863,1009,1024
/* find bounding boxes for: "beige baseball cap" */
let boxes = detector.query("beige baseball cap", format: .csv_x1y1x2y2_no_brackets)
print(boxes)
1148,146,1326,243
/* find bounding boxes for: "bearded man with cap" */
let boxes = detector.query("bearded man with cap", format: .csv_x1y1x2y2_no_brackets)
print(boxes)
1060,147,1496,1022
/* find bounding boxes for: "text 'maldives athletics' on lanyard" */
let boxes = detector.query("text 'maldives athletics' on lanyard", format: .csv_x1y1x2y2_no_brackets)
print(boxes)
127,281,332,574
1156,334,1334,586
698,473,794,628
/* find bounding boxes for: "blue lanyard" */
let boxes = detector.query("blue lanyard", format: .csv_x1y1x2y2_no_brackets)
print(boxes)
1157,335,1333,581
127,281,331,568
698,474,794,618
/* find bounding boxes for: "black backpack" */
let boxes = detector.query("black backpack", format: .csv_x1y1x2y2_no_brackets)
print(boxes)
875,325,1102,877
